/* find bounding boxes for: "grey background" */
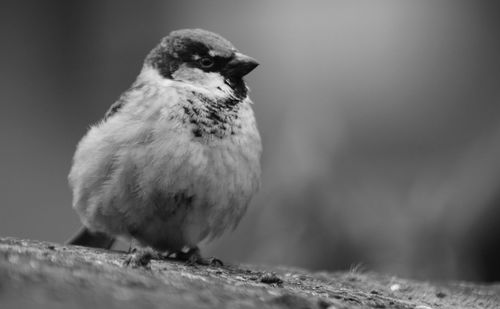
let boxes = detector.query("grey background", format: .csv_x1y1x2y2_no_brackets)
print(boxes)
1,1,500,281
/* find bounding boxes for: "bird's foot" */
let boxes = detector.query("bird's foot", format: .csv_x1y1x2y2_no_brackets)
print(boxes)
174,247,223,267
123,247,163,268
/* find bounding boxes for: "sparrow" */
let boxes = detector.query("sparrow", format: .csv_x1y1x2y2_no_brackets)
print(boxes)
67,29,261,265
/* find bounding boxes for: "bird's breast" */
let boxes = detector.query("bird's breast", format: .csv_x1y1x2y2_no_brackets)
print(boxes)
69,85,261,248
138,97,262,240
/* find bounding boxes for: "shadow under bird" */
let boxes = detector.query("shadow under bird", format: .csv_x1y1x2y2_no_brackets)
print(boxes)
67,29,261,265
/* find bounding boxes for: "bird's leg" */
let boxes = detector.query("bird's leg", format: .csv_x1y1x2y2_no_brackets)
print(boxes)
175,246,223,267
123,241,164,268
124,248,154,268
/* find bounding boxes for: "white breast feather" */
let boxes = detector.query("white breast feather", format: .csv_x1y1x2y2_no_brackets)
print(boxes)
69,65,261,250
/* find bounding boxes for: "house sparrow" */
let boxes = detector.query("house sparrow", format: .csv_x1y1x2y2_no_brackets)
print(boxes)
67,29,261,265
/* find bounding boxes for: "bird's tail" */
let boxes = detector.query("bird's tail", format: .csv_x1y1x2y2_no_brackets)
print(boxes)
66,226,116,250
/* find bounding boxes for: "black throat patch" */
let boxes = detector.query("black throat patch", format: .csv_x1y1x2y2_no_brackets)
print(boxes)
181,91,243,139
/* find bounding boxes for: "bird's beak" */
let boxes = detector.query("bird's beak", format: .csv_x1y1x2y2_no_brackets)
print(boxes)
225,52,259,78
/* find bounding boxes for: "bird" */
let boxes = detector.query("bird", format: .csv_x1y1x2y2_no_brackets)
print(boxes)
67,28,261,265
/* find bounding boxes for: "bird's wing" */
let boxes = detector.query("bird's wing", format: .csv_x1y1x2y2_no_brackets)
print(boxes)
103,82,145,120
104,100,125,120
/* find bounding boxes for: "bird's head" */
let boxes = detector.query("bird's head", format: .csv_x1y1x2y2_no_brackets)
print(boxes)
144,29,258,102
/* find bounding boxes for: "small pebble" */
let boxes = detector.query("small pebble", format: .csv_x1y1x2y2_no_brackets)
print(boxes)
390,284,401,291
260,273,283,285
435,291,446,298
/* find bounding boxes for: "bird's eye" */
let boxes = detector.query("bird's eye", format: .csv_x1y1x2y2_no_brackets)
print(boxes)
199,57,214,68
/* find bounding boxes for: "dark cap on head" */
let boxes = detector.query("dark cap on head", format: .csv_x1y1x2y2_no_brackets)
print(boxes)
146,29,258,79
167,29,236,58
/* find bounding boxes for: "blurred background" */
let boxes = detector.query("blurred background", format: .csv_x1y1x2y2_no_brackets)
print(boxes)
1,0,500,282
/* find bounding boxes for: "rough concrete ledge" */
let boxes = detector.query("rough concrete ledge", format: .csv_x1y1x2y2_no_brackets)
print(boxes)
0,237,498,309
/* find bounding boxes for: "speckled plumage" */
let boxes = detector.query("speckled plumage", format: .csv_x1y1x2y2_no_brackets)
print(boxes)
68,29,261,253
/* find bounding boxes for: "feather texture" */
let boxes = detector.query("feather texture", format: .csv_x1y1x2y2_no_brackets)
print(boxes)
69,65,261,251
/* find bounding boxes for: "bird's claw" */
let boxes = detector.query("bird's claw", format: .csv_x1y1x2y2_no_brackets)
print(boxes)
123,249,153,268
123,248,165,268
187,256,223,267
177,247,223,267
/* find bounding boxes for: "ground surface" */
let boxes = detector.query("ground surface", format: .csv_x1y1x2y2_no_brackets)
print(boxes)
0,237,498,309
